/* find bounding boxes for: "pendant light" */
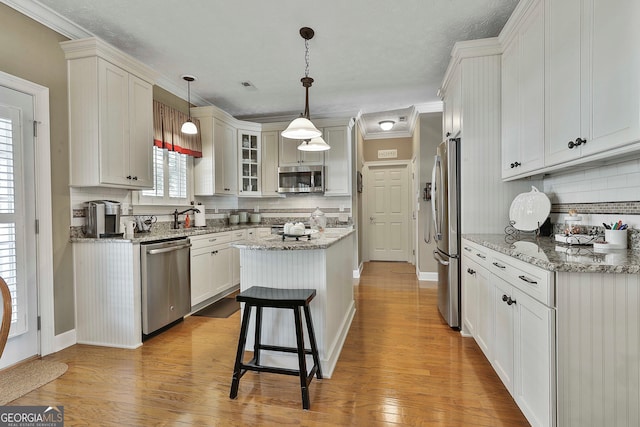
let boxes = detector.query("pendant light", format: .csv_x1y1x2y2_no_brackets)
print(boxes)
298,136,330,151
282,27,324,144
181,75,198,134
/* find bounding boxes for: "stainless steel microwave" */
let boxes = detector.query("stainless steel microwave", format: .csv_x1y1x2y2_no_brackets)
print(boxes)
277,165,324,193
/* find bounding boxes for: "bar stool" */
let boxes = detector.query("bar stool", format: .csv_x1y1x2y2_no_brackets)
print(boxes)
229,286,322,410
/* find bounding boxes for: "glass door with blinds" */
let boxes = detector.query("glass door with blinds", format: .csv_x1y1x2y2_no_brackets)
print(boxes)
0,85,39,368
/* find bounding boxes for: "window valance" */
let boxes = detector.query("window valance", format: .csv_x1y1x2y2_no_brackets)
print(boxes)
153,100,202,158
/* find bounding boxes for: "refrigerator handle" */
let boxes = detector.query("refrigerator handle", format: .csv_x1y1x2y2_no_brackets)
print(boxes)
433,250,450,266
431,155,442,240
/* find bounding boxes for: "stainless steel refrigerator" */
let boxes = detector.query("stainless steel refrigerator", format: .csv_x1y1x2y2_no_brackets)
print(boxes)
430,137,461,329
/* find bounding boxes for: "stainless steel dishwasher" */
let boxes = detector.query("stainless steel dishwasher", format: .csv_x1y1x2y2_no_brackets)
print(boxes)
141,237,191,336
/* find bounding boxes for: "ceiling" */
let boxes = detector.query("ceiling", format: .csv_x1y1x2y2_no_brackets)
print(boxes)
14,0,518,135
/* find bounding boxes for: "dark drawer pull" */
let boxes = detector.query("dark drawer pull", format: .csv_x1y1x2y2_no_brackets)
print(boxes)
518,275,537,285
464,247,472,252
492,262,506,269
476,253,486,260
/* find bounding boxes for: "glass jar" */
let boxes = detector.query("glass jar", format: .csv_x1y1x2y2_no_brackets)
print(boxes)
309,207,326,231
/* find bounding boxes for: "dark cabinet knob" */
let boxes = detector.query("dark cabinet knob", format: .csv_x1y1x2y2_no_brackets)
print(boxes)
568,140,575,149
502,294,508,302
575,137,587,146
126,175,132,179
132,176,138,181
467,268,476,275
506,297,516,306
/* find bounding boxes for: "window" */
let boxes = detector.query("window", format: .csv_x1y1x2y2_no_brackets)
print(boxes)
139,146,192,204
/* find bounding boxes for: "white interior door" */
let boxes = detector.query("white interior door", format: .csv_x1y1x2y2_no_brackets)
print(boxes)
0,86,39,368
366,164,409,261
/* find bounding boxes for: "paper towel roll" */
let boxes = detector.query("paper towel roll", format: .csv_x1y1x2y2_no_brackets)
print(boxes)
194,210,206,227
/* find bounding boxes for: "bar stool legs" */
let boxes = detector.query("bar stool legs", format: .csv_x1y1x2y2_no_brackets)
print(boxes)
229,287,322,410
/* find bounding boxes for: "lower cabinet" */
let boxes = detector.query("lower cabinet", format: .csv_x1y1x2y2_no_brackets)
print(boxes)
190,230,249,307
462,239,555,427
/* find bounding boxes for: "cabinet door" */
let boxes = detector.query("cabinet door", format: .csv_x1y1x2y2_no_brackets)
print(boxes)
279,134,301,166
502,0,545,179
492,276,515,394
127,74,153,188
581,0,640,157
238,130,261,195
324,126,351,196
261,131,279,196
190,248,215,306
545,0,582,165
461,254,479,337
212,246,232,295
98,59,129,186
513,288,555,427
475,262,494,360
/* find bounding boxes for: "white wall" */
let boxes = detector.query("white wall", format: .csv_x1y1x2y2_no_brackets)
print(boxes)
543,158,640,204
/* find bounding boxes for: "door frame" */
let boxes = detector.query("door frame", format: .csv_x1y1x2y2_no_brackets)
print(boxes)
0,71,55,357
361,160,412,262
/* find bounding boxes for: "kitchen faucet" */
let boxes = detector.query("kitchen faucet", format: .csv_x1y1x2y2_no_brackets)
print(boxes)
172,208,200,229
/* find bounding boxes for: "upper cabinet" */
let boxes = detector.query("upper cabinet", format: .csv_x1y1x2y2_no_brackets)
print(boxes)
191,107,239,196
260,130,280,197
279,135,324,166
238,130,261,196
500,0,545,179
323,125,352,197
500,0,640,180
545,0,640,165
61,38,157,189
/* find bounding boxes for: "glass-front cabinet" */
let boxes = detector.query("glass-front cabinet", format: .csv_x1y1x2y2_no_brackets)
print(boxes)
238,130,261,196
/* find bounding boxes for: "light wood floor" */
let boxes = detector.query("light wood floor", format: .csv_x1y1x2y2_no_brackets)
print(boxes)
12,262,529,426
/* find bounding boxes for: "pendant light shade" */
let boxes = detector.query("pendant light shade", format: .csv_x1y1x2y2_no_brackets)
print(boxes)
283,117,322,140
181,119,198,134
181,74,198,135
298,136,331,152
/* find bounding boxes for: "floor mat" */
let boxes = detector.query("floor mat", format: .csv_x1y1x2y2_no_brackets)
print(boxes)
0,359,68,405
192,297,240,318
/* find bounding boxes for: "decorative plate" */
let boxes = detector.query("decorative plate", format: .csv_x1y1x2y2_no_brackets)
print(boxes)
508,186,551,231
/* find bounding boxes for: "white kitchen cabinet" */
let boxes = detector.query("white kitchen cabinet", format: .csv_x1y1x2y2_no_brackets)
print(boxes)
191,110,238,196
61,38,155,189
238,130,261,196
323,126,352,196
545,0,640,166
462,238,555,427
441,65,461,139
190,232,233,307
229,229,246,286
501,0,545,179
279,134,324,166
492,275,515,394
261,131,280,197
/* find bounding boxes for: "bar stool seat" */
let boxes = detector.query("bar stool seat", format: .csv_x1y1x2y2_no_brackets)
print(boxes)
229,286,322,410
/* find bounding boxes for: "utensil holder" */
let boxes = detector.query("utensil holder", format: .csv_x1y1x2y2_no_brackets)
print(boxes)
605,229,627,249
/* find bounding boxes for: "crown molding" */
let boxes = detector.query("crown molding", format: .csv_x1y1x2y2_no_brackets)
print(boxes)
2,0,93,39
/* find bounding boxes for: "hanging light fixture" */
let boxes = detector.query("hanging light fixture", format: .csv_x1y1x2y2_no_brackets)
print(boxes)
298,136,330,151
181,75,198,134
379,120,395,131
282,27,324,145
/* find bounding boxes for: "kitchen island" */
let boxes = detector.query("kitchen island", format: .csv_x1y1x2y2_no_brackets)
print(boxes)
231,228,356,378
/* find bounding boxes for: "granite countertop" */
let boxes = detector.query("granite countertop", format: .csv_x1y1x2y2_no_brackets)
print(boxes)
232,228,355,251
464,234,640,274
71,223,268,243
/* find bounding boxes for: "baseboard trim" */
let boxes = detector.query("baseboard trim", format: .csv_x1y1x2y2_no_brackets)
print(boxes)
418,271,438,282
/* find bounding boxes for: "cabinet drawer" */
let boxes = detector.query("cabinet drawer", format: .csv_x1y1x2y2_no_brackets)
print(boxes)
462,240,492,269
229,229,246,241
190,232,231,250
490,251,554,307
